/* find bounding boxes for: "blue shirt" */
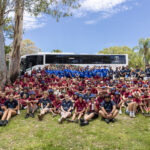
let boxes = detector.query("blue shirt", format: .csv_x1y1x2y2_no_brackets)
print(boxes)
61,99,73,111
101,100,115,113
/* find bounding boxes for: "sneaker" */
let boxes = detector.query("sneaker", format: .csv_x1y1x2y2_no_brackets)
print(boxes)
75,119,79,123
17,110,21,115
58,118,63,124
80,121,89,126
30,113,34,118
129,112,133,118
0,120,4,126
38,114,42,121
119,110,122,115
67,119,74,123
80,118,85,122
25,113,30,119
132,113,136,118
105,119,110,124
3,120,8,126
110,118,116,123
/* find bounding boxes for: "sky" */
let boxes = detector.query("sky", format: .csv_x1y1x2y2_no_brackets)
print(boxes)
7,0,150,54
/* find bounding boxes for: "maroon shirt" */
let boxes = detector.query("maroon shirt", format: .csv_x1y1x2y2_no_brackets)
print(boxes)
75,100,86,112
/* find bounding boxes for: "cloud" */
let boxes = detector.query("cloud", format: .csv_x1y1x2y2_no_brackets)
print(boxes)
74,0,135,24
9,11,46,31
23,12,46,30
81,0,126,12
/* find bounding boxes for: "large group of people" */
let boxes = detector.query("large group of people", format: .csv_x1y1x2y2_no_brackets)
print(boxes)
0,64,150,126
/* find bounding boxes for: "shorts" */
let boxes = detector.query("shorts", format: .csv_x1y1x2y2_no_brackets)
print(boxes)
61,111,71,117
86,111,98,119
39,108,50,113
125,101,132,107
29,105,38,113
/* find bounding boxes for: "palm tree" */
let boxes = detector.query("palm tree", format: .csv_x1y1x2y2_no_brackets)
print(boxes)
135,38,150,66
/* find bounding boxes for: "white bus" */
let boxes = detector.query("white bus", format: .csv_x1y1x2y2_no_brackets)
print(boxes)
20,52,128,72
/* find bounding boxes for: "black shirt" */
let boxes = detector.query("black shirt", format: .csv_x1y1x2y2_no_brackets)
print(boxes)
101,100,115,113
4,99,18,109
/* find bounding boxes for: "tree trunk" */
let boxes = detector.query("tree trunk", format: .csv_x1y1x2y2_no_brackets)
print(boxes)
0,25,7,89
9,0,24,83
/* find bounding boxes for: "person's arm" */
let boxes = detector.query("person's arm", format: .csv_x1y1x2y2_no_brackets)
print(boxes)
110,104,116,114
61,106,65,112
101,107,108,115
45,102,50,109
68,106,73,112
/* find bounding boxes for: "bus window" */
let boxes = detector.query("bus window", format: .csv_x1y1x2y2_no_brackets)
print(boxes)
26,55,43,69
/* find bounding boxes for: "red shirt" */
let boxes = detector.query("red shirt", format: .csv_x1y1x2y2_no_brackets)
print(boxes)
133,98,141,104
0,97,6,105
75,100,86,112
91,88,98,94
123,92,131,98
53,100,61,109
49,94,55,101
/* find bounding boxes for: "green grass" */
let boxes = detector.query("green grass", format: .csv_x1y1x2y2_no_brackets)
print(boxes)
0,111,150,150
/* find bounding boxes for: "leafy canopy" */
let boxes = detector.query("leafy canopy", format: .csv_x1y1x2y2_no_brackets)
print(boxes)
98,46,144,69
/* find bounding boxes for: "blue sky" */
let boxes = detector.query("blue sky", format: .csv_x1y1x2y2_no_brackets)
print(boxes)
9,0,150,54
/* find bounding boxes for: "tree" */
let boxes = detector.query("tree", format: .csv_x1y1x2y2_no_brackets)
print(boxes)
0,0,13,88
9,0,24,82
134,38,150,66
98,46,144,69
9,0,80,83
51,49,62,53
21,39,41,56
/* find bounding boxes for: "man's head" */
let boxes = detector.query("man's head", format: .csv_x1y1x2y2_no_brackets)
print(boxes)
65,94,69,101
79,94,84,102
104,94,111,102
43,91,48,99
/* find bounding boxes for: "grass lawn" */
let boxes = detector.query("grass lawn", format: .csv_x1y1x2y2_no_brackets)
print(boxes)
0,110,150,150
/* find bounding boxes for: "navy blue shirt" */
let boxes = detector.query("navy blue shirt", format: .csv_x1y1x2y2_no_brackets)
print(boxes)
61,99,73,111
84,93,92,103
39,98,51,108
101,100,115,113
4,99,18,109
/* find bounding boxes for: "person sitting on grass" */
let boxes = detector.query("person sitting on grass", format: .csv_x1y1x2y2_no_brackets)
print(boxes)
24,91,38,119
68,94,86,123
133,92,144,115
0,93,18,126
38,91,51,121
58,94,73,124
141,91,150,114
99,94,118,124
113,91,123,115
80,94,98,126
50,95,61,117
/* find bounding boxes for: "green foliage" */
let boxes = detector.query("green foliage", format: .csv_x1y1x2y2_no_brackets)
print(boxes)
0,110,150,150
98,46,144,69
5,45,11,54
24,0,80,21
3,17,14,39
51,49,63,53
134,38,150,66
